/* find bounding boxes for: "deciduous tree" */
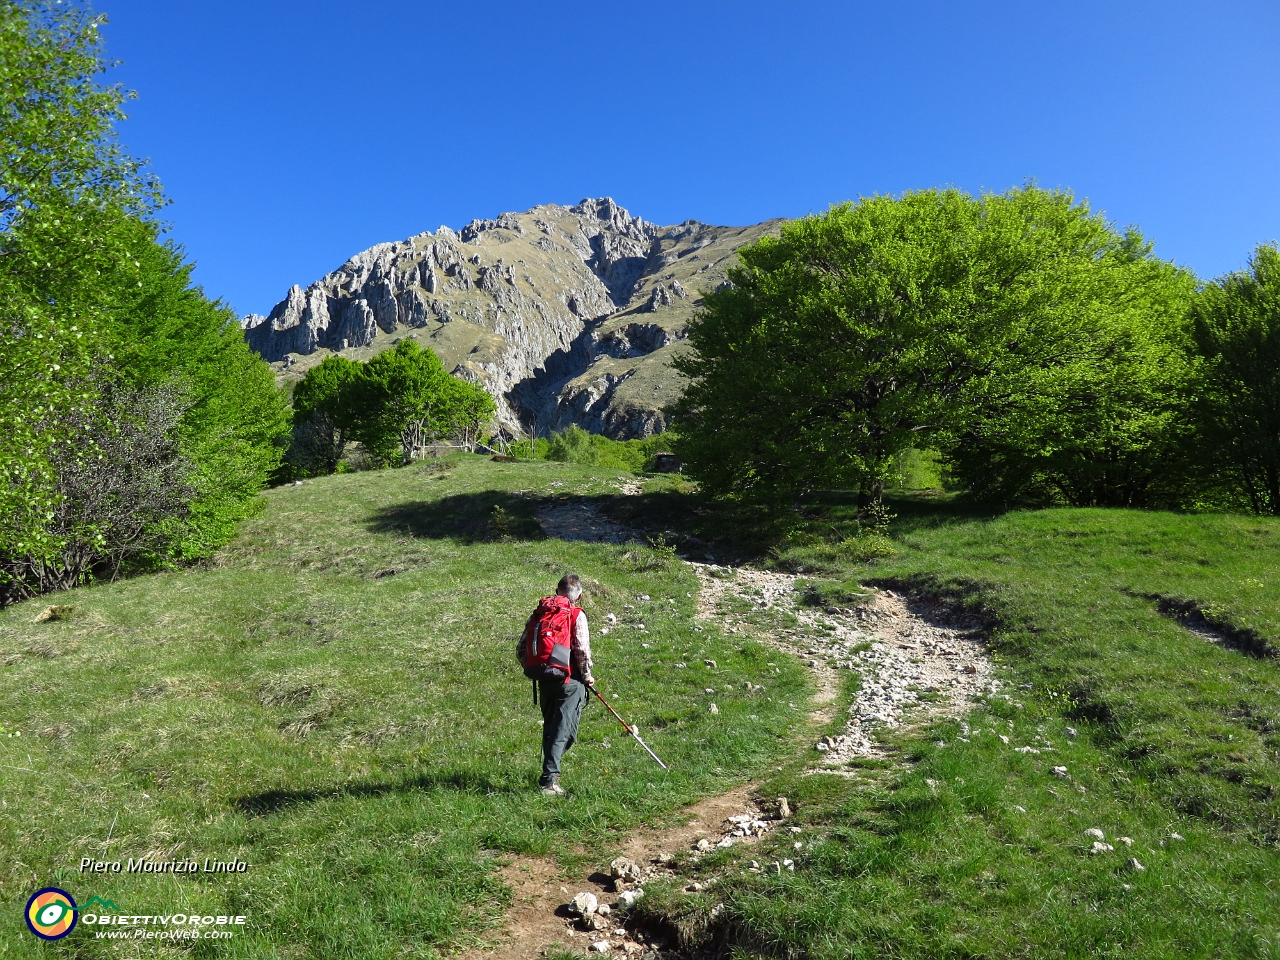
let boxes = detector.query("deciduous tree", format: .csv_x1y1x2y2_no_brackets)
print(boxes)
355,341,494,465
285,355,364,477
1188,244,1280,514
672,186,1196,508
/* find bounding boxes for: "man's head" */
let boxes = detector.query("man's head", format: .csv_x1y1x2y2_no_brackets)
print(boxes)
556,574,583,602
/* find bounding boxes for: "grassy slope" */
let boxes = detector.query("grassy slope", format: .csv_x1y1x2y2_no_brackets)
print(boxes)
656,501,1280,960
4,464,1279,959
0,458,808,958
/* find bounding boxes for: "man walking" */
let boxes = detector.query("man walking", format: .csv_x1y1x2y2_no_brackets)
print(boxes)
517,574,595,796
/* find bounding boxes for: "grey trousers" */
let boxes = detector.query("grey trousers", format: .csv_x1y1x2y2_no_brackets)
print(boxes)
539,677,586,786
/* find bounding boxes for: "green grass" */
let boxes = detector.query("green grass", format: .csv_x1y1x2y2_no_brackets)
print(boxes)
5,462,1279,958
640,500,1280,960
0,456,808,958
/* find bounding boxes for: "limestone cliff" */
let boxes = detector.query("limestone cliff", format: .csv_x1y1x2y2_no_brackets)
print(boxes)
242,198,781,438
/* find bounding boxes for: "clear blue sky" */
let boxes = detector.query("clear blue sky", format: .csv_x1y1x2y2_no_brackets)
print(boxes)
100,0,1280,319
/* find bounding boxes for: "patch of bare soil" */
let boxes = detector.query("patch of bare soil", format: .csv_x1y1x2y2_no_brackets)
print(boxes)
460,786,785,960
458,501,997,958
536,501,643,546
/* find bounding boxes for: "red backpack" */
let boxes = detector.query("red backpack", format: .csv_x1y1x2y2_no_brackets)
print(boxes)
520,595,580,682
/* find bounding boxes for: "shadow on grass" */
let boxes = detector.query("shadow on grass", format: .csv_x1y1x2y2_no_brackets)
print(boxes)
882,492,1006,536
365,485,1007,563
605,489,1008,561
366,487,768,560
368,491,550,544
235,767,519,817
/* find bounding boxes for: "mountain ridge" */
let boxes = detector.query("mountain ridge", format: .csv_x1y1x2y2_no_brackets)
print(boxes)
241,198,781,438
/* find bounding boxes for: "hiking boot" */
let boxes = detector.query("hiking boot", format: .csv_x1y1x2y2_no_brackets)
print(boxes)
541,782,565,796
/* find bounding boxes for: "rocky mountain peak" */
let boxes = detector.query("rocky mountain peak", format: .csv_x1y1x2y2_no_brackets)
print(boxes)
244,199,781,438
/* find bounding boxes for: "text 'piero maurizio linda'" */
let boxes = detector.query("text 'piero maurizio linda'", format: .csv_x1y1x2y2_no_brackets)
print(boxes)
80,858,249,874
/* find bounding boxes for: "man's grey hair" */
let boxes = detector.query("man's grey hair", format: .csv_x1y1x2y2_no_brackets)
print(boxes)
556,573,582,601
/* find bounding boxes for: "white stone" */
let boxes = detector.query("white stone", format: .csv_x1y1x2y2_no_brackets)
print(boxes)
618,889,644,908
570,892,598,916
1084,828,1105,840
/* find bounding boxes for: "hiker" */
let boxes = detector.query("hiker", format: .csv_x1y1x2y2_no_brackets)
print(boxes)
517,573,595,795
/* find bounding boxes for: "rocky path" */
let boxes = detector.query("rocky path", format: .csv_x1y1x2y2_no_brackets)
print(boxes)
461,501,997,958
688,563,998,768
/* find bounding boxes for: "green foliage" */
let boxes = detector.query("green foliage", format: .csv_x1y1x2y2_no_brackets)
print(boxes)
671,186,1198,509
946,220,1198,507
522,424,673,473
286,354,364,477
0,1,163,581
100,222,290,558
0,2,288,600
1188,243,1280,514
886,448,946,491
353,341,496,466
510,435,551,461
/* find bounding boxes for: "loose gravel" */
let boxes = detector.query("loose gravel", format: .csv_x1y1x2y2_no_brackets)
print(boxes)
690,562,998,767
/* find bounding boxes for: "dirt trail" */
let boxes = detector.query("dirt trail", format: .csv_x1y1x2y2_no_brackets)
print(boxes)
459,501,997,959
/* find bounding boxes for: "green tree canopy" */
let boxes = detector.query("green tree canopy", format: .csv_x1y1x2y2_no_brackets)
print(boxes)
1188,244,1280,514
671,186,1196,508
101,220,290,557
353,340,495,466
287,354,365,476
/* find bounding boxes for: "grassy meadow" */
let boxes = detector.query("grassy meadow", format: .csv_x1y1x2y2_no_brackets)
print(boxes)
628,496,1280,960
0,457,808,957
2,456,1279,958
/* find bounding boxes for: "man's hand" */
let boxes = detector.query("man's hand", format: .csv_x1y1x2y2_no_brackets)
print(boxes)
584,675,596,690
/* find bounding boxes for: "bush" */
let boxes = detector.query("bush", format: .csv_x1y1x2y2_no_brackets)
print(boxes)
525,425,674,473
0,368,194,605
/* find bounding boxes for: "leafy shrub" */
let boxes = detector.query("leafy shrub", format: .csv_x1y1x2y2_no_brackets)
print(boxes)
520,425,673,473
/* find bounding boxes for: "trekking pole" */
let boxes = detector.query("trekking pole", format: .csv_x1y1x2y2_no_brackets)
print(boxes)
588,684,669,771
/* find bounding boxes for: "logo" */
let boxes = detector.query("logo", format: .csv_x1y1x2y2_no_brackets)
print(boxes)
83,895,121,913
25,887,78,940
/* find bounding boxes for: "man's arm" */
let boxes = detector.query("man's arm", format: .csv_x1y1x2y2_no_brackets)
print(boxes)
572,611,594,685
